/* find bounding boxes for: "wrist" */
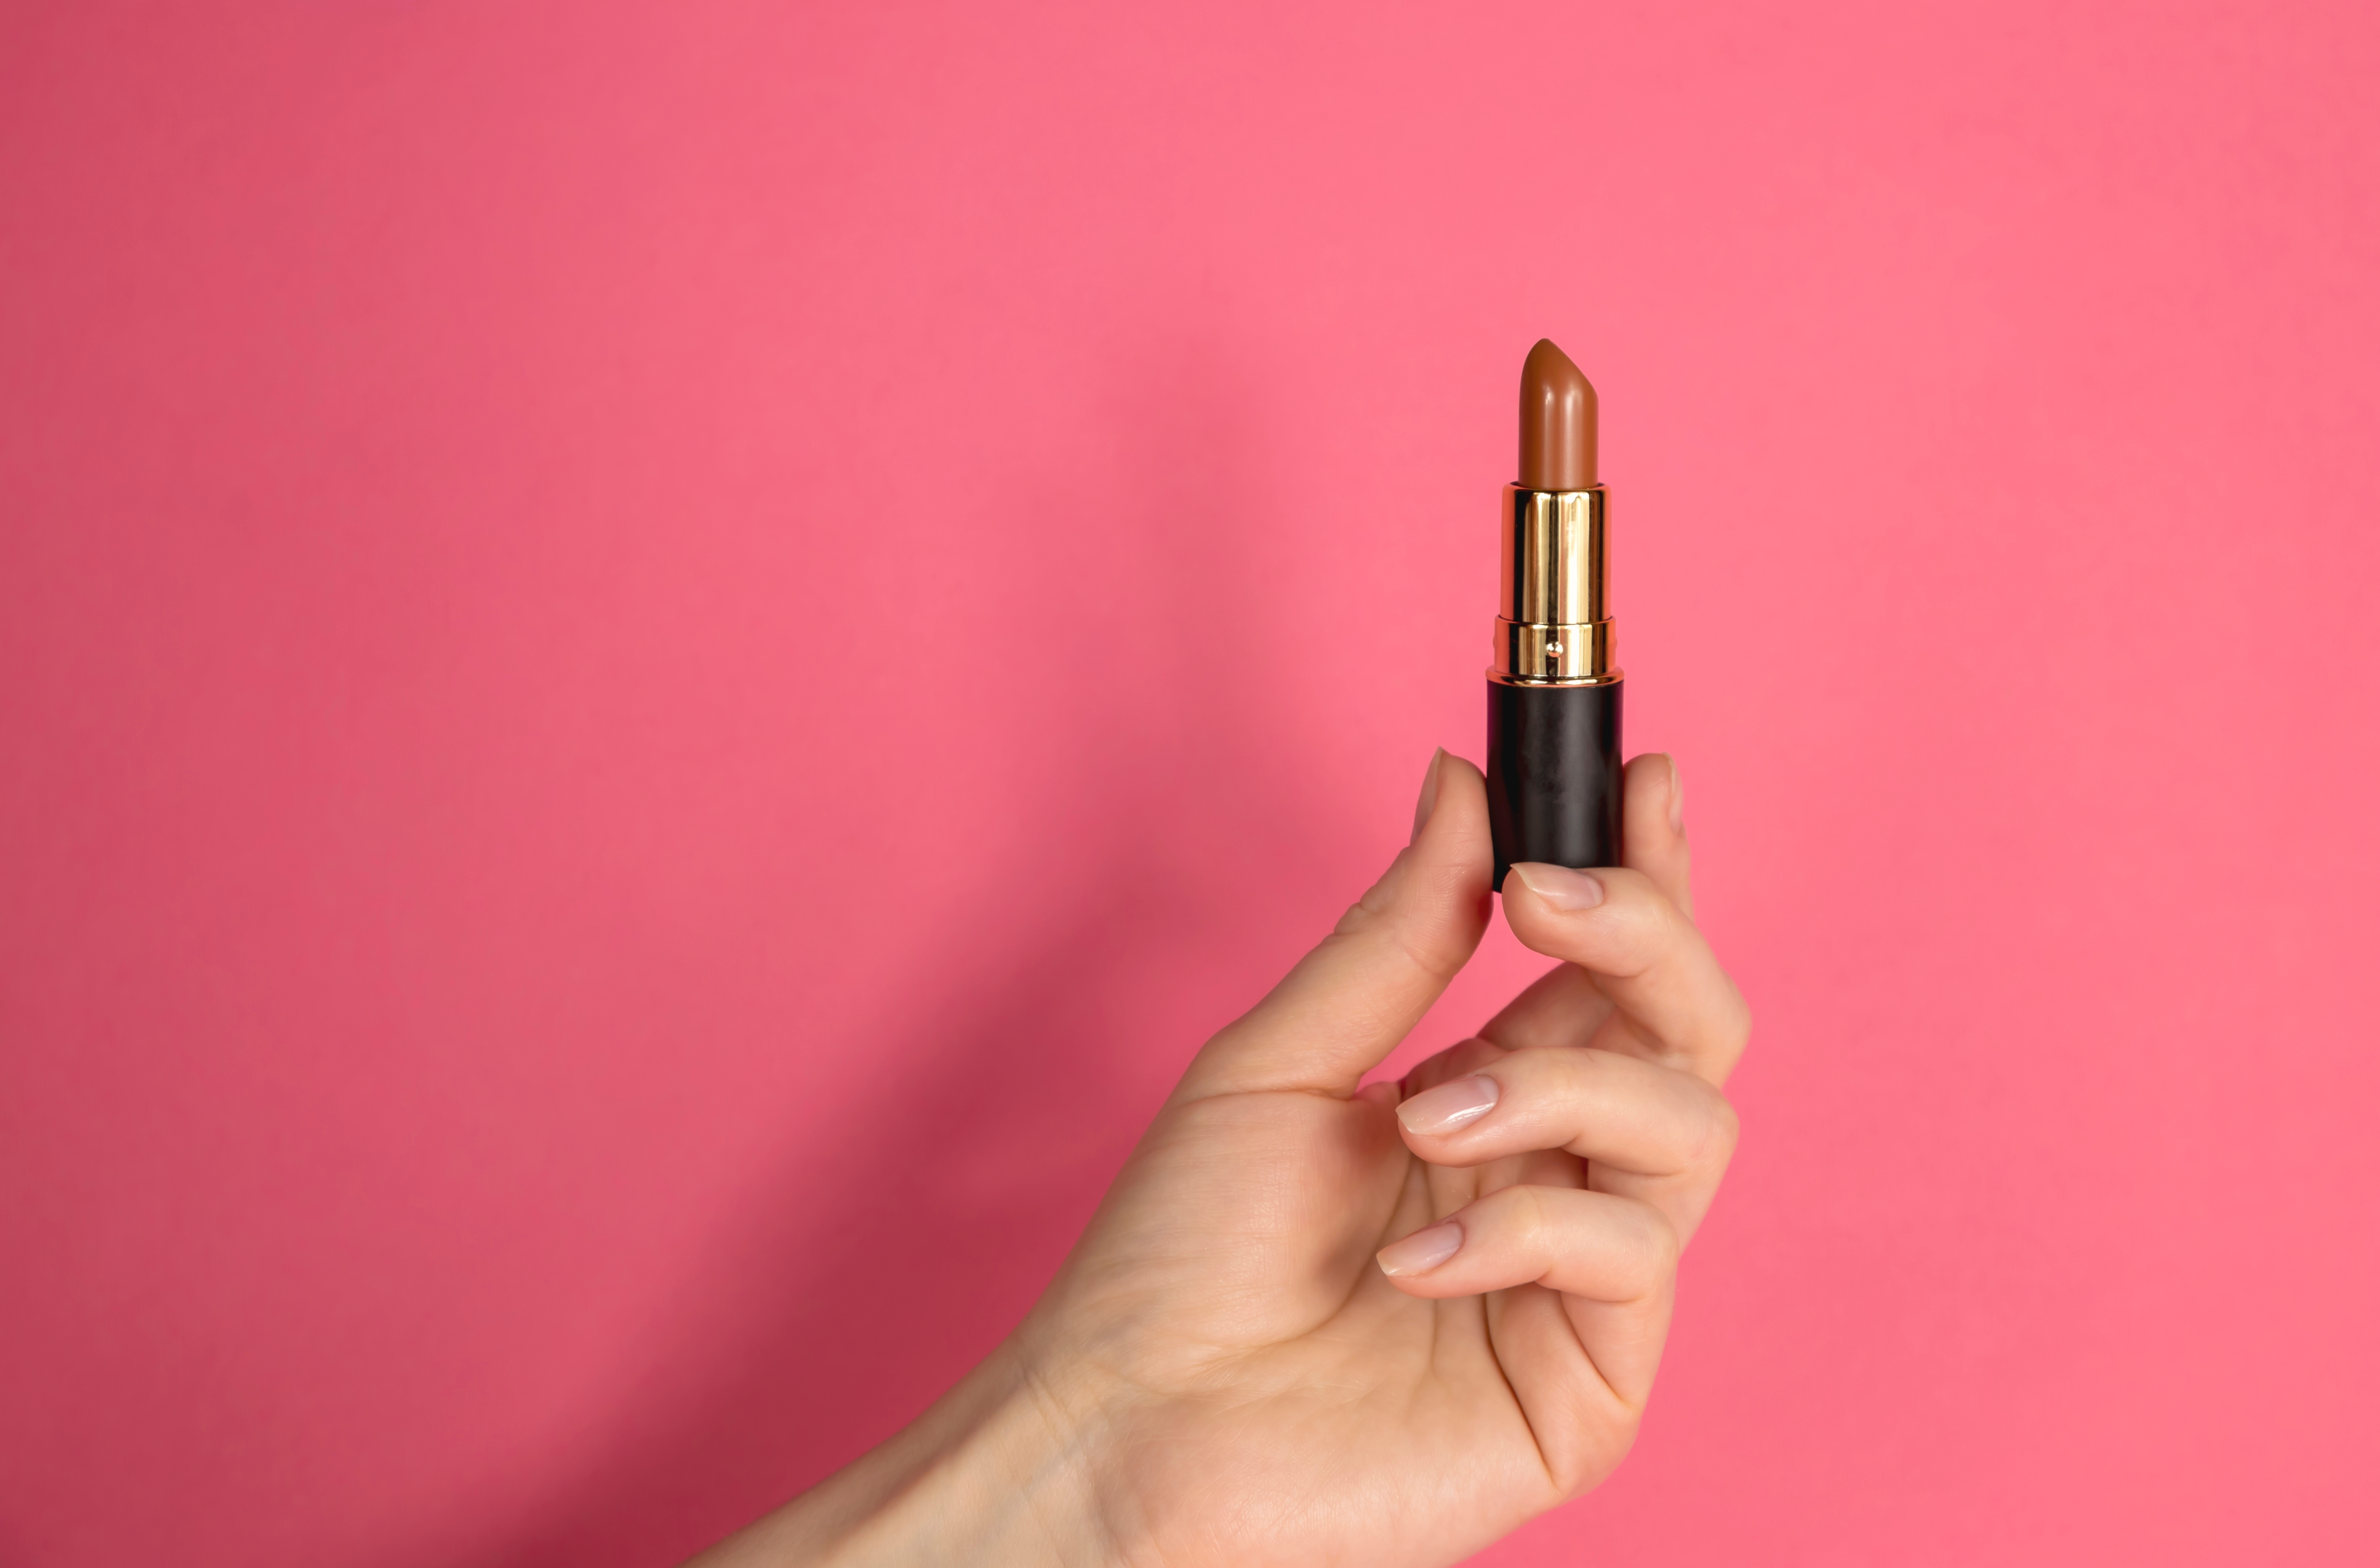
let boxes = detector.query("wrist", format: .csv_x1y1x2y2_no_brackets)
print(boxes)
691,1343,1127,1568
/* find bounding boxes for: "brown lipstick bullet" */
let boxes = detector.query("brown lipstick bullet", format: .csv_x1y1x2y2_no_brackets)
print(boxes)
1518,337,1599,491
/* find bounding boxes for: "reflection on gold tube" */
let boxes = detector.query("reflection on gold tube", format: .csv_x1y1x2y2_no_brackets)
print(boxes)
1490,485,1620,686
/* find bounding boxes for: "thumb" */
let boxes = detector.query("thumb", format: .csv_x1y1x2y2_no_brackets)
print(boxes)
1173,750,1495,1101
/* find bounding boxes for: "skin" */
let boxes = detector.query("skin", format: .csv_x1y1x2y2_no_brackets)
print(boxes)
693,750,1750,1568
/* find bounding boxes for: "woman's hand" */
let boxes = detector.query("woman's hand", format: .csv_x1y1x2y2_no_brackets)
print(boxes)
700,750,1750,1568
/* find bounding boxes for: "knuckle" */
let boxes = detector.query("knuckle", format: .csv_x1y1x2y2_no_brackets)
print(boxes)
1608,898,1670,966
1490,1184,1566,1273
1716,985,1753,1053
1712,1094,1743,1158
1338,844,1420,930
1510,1185,1555,1253
1694,1085,1742,1170
1540,1042,1600,1104
1389,920,1470,986
1335,890,1389,935
1624,1200,1681,1292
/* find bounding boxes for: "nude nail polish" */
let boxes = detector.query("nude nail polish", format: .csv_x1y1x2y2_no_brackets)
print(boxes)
1396,1074,1500,1135
1376,1220,1465,1277
1411,748,1446,844
1509,862,1605,910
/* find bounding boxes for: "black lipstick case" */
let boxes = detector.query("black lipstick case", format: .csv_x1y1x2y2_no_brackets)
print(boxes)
1487,679,1622,887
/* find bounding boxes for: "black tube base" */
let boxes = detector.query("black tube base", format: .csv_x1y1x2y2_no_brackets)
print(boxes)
1487,678,1623,889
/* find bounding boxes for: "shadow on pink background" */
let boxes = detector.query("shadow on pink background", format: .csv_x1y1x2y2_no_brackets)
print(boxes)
3,2,2376,1562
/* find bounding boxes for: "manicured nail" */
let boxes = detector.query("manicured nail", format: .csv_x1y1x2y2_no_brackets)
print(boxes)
1410,748,1445,844
1509,862,1605,910
1376,1220,1465,1277
1396,1074,1501,1136
1665,754,1686,834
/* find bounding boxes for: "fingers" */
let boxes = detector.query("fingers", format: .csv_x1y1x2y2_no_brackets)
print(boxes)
1476,753,1692,1055
1394,1045,1738,1244
1621,753,1691,916
1396,1049,1734,1183
1173,750,1495,1101
1374,1184,1677,1406
1499,864,1751,1087
1376,1184,1674,1302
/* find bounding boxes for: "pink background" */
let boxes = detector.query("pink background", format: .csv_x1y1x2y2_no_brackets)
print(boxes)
4,2,2376,1563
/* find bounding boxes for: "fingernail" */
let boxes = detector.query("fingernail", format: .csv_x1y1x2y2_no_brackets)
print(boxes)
1396,1074,1501,1136
1665,755,1686,834
1410,747,1445,844
1376,1220,1465,1277
1509,862,1605,911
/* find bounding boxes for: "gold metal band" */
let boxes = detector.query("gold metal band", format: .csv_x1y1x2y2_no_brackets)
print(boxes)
1490,484,1620,685
1489,618,1620,684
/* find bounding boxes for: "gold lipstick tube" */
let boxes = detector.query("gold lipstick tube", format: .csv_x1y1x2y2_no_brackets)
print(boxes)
1489,485,1621,687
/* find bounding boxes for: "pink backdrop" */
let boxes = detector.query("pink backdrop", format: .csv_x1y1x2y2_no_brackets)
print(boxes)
4,3,2376,1563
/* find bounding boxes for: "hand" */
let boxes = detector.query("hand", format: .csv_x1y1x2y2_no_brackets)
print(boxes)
699,751,1750,1568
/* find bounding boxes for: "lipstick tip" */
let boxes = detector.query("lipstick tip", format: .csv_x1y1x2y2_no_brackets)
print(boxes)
1523,337,1589,386
1519,338,1599,490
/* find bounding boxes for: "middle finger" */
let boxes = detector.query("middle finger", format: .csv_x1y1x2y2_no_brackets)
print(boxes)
1502,864,1752,1086
1396,1045,1739,1245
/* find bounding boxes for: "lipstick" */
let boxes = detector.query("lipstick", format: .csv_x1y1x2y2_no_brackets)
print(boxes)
1486,339,1623,888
